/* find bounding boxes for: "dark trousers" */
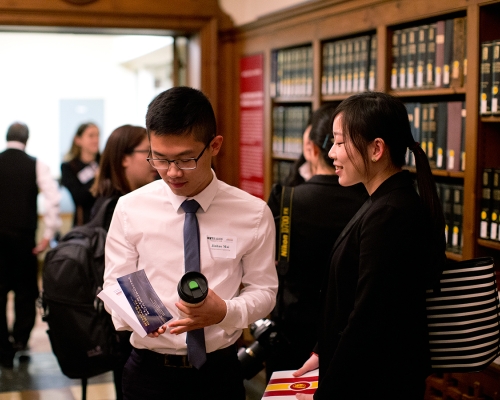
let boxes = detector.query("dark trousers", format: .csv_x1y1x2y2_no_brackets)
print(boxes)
122,345,245,400
0,235,38,354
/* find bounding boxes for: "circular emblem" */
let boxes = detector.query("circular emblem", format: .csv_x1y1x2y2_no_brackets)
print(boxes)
290,382,311,391
62,0,99,5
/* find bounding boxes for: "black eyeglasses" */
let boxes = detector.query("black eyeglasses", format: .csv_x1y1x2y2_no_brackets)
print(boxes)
147,139,213,170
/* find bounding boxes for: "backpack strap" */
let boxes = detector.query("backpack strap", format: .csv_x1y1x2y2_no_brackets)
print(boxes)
277,186,294,277
85,197,117,229
331,197,372,255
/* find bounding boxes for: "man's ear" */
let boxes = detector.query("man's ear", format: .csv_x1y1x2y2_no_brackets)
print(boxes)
209,135,223,156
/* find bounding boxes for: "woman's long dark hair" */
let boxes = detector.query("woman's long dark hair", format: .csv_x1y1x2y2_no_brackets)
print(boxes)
332,92,445,267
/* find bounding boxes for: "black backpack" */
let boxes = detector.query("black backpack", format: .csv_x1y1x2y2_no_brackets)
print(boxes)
40,198,120,382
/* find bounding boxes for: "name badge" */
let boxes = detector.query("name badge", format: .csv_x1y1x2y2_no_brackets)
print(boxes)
207,235,237,259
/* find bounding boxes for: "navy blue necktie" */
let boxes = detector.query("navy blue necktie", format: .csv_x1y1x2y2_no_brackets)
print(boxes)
181,199,207,369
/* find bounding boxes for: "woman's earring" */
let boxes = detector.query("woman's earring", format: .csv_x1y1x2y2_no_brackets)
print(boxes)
371,157,377,162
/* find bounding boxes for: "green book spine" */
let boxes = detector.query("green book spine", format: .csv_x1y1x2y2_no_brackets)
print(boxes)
352,37,361,93
451,185,464,253
391,30,400,90
480,168,493,240
426,23,436,88
334,41,341,94
420,103,430,157
346,39,354,93
480,41,494,115
399,29,408,89
340,40,347,94
416,25,428,88
491,40,500,115
406,27,418,89
443,19,454,88
426,102,438,168
435,102,447,169
490,169,500,241
368,34,377,91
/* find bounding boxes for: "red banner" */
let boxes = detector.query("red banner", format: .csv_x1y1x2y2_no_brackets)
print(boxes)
239,53,264,199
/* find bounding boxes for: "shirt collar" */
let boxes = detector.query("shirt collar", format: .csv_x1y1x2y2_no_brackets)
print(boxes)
167,169,218,213
6,141,26,151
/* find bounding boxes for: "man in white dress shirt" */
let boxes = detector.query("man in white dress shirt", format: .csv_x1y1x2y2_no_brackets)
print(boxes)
0,122,61,368
103,87,278,399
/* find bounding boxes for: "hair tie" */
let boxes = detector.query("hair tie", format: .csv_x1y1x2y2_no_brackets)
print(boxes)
322,135,331,150
409,142,420,152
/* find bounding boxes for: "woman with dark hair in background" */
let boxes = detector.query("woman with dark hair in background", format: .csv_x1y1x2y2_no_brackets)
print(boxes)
266,103,368,380
294,92,446,400
90,124,158,399
61,122,100,226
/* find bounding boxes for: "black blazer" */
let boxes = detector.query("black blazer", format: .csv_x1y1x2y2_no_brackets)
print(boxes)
267,174,368,348
314,171,445,399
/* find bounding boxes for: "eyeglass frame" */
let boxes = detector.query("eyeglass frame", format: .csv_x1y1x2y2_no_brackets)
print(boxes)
146,137,214,170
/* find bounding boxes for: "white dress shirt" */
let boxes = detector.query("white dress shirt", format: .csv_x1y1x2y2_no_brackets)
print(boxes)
104,171,278,354
7,141,61,240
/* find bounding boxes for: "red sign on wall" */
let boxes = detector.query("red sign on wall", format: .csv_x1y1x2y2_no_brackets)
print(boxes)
239,53,264,199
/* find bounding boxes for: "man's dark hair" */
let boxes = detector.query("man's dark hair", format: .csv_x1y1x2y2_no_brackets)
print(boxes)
145,86,216,144
6,122,29,144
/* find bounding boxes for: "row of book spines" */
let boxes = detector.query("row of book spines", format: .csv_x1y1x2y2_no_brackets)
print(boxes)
437,183,464,254
272,106,311,155
321,34,377,95
479,40,500,115
270,46,313,98
273,160,294,186
391,17,467,91
479,168,500,242
405,101,466,171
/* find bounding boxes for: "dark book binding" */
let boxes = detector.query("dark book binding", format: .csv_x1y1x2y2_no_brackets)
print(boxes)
492,40,500,115
117,269,173,334
480,41,494,115
451,17,466,88
480,168,494,240
446,101,463,172
435,102,447,169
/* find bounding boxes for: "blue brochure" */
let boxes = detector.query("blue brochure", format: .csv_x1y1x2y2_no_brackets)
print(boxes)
117,269,172,334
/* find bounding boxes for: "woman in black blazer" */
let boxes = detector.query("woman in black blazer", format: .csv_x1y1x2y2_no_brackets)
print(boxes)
295,92,446,399
266,104,368,380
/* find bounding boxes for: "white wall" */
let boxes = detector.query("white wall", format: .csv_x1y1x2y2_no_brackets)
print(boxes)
219,0,310,26
0,32,171,178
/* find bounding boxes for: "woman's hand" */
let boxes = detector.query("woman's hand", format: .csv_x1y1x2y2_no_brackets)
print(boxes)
293,353,319,377
296,394,314,400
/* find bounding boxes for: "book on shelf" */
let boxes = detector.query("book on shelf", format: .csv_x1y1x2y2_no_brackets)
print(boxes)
406,27,418,90
426,23,436,88
460,102,466,171
443,19,454,88
479,168,494,240
490,169,500,242
438,183,453,250
262,369,318,399
340,40,348,94
416,24,428,88
420,103,430,157
434,20,445,88
446,101,463,171
359,35,370,92
391,29,400,90
480,41,494,115
352,37,360,93
321,42,330,95
451,17,466,88
334,41,341,94
346,38,354,93
450,185,464,253
399,28,408,89
435,102,447,170
492,40,500,115
405,102,417,166
368,34,377,91
98,269,173,338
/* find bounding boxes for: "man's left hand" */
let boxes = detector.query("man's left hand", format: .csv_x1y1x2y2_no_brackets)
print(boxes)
168,289,227,334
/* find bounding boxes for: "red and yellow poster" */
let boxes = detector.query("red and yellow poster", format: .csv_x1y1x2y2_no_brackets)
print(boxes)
262,370,318,399
239,53,264,199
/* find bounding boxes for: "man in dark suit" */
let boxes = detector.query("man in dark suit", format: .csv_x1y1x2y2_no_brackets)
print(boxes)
0,122,61,368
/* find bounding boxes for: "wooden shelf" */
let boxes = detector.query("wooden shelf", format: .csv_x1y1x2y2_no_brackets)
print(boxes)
272,96,314,103
272,153,300,161
478,238,500,251
389,87,466,98
403,166,465,179
481,116,500,123
446,251,463,262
